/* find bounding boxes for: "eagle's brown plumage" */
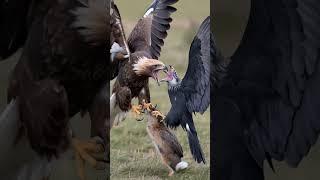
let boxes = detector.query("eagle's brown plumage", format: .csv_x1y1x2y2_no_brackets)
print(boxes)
3,0,109,167
111,0,179,126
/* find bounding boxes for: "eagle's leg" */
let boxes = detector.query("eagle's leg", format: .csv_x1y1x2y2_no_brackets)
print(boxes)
72,137,106,180
135,86,151,120
131,104,143,120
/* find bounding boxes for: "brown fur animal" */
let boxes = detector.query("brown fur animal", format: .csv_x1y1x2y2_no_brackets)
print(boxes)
140,103,188,176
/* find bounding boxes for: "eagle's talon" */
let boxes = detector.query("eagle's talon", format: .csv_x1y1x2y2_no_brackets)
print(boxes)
72,137,107,180
141,100,152,111
131,104,142,115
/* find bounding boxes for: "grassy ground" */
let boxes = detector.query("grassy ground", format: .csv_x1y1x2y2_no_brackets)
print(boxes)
111,0,210,179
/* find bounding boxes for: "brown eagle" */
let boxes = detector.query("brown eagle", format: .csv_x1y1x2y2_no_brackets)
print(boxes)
0,0,110,179
111,0,179,126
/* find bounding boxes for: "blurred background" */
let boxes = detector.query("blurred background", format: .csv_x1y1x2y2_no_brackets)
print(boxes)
0,18,106,180
0,56,106,179
213,0,320,180
111,0,210,179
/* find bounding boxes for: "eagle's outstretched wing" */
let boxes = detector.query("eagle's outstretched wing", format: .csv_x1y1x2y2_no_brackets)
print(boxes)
181,16,211,114
127,0,178,59
221,0,320,168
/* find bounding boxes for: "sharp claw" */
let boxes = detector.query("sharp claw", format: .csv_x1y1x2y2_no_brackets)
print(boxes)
72,137,107,179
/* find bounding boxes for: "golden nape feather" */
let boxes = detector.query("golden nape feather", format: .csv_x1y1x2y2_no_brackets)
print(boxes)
132,57,165,76
72,0,107,46
137,102,188,176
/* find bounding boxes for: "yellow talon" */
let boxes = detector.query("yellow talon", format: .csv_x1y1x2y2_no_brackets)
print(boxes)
72,137,106,180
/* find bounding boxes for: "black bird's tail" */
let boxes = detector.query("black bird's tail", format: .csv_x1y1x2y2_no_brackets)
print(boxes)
183,119,205,164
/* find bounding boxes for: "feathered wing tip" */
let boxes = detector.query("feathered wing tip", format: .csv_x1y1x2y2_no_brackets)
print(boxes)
149,0,178,59
175,161,188,171
72,0,107,46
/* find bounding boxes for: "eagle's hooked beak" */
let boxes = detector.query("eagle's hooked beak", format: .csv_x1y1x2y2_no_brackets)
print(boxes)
152,64,166,86
160,65,173,82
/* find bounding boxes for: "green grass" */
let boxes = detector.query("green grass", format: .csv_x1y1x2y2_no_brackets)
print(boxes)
111,0,210,179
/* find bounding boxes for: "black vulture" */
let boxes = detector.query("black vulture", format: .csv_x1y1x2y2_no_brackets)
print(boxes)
160,17,211,164
0,0,109,179
212,0,320,179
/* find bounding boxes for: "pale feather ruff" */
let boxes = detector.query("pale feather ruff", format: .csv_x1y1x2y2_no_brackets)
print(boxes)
132,57,164,76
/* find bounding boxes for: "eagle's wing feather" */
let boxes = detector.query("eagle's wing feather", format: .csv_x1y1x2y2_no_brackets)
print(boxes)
181,17,211,114
127,0,178,59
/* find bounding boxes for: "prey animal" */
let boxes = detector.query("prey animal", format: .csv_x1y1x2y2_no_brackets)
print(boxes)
139,102,188,176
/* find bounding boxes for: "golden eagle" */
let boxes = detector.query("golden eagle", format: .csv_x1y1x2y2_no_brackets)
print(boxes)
110,0,179,126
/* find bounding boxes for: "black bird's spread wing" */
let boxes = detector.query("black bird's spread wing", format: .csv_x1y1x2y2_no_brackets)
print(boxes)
228,0,320,167
182,16,211,114
127,0,178,59
0,0,32,59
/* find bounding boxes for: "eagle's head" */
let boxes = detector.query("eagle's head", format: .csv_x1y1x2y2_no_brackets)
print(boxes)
133,57,166,85
160,65,180,87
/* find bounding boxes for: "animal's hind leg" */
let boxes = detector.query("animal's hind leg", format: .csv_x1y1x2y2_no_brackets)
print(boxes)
160,157,175,176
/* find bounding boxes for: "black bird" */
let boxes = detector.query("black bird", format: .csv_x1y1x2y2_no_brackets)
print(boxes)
212,0,320,179
0,0,109,179
161,17,211,164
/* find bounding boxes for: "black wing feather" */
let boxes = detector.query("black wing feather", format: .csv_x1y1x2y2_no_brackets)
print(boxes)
228,0,320,167
182,17,211,114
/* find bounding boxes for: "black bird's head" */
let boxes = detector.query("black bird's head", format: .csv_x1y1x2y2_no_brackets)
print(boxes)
160,65,180,87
